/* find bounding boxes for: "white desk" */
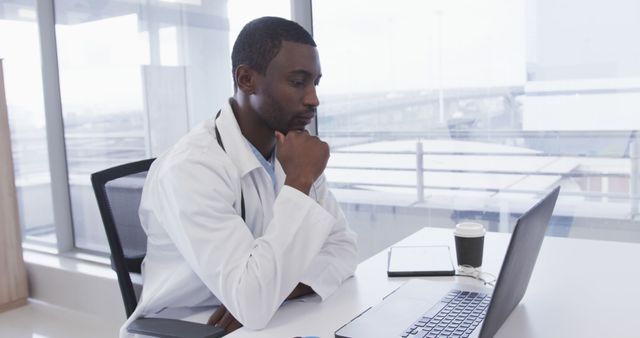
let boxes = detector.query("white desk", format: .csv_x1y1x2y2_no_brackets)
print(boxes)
226,227,640,338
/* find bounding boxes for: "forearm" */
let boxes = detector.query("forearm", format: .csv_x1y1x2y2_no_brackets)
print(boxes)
301,183,358,299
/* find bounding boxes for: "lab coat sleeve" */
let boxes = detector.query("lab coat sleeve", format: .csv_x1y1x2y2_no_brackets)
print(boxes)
152,151,335,329
300,174,358,300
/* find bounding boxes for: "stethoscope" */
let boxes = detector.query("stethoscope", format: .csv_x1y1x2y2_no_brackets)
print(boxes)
214,110,246,222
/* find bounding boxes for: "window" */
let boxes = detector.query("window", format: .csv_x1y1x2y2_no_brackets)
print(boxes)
51,0,289,253
313,0,640,260
7,0,638,261
0,0,56,246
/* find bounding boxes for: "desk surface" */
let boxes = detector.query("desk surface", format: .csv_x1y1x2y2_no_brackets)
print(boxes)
226,227,640,338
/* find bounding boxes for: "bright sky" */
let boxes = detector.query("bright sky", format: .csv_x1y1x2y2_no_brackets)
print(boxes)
1,0,638,131
313,0,527,95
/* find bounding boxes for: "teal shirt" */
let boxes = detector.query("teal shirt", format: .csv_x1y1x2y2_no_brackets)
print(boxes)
248,142,277,193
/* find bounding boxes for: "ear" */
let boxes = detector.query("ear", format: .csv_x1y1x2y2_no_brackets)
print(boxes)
235,65,257,95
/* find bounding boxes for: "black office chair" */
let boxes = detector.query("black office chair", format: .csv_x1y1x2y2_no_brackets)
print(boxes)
91,158,226,338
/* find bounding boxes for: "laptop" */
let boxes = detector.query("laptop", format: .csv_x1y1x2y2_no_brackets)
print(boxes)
335,186,560,338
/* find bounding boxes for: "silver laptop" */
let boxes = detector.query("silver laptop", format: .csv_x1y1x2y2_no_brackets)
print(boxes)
335,186,560,338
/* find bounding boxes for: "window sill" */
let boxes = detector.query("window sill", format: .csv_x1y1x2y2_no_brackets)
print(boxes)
22,248,139,323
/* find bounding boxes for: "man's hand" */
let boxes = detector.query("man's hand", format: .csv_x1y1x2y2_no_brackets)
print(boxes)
287,283,314,300
275,130,329,194
207,305,242,333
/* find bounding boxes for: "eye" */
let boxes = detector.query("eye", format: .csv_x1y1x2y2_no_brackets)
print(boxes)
290,79,305,87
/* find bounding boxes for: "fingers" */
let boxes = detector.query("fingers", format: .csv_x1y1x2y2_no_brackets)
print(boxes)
207,305,226,326
207,305,242,333
218,311,234,329
206,305,243,333
226,319,243,333
287,130,315,144
276,129,309,138
218,311,243,333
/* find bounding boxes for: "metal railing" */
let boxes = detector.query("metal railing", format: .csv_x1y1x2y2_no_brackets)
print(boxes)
11,126,640,220
323,130,640,218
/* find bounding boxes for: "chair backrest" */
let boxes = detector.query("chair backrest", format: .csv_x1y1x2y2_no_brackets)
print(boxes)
91,158,155,318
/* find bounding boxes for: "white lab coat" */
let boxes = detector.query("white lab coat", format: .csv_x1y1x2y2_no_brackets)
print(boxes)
119,99,358,337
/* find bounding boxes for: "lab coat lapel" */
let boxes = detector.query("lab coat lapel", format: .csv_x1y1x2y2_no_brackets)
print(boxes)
215,100,275,237
215,100,261,176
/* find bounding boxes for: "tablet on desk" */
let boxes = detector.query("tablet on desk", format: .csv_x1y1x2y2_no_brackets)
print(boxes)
387,245,455,277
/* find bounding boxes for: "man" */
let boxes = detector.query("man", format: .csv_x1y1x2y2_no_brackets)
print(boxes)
120,16,358,336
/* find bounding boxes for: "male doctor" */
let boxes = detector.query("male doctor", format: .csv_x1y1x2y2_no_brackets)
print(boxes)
121,16,358,336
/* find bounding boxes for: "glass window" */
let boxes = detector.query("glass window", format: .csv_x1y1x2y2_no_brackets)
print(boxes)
313,0,640,260
0,0,56,246
53,0,290,253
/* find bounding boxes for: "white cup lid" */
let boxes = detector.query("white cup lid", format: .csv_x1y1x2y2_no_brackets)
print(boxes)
454,222,486,238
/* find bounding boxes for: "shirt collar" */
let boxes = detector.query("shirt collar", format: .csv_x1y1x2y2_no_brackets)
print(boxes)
248,142,277,192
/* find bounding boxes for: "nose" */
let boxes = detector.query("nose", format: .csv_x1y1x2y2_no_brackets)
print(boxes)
304,86,320,108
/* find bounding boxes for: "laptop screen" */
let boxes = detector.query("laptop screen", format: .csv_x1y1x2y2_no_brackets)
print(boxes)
479,186,560,338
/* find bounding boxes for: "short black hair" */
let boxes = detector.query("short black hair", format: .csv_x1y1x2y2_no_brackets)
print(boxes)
231,16,317,87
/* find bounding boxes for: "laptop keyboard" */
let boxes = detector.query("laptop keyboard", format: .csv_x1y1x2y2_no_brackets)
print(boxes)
401,289,491,338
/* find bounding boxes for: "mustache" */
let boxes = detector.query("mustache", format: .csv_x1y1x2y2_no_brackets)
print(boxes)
300,108,317,116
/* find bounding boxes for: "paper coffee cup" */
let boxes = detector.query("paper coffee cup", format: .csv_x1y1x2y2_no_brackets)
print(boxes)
454,222,485,269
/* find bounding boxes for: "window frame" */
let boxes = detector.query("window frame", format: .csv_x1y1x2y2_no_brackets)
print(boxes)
36,0,73,253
